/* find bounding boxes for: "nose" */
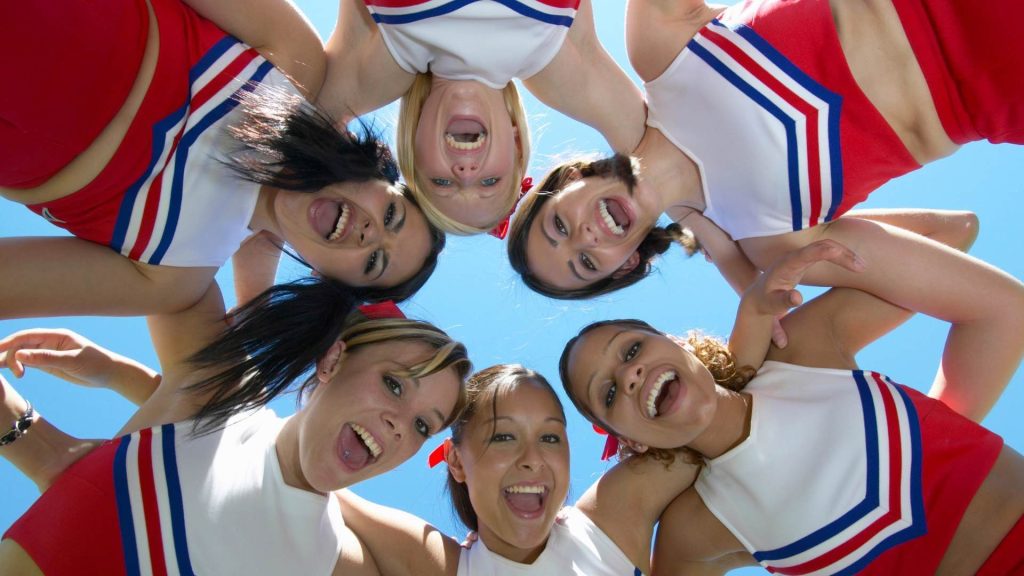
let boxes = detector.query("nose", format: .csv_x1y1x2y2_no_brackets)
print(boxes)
577,221,599,248
382,411,403,442
516,441,544,472
615,362,644,398
358,217,379,247
452,158,479,184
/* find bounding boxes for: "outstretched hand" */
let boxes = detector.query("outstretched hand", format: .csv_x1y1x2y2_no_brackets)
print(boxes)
747,239,866,318
0,329,115,388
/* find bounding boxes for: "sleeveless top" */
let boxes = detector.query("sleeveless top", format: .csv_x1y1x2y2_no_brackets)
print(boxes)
365,0,580,89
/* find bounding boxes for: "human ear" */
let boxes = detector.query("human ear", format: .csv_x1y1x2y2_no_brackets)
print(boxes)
447,445,467,483
622,438,648,454
315,340,347,383
611,251,642,279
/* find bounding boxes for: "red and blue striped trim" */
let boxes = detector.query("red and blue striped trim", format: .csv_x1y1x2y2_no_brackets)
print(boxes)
752,372,924,575
113,424,195,576
111,36,273,265
365,0,578,27
688,20,843,232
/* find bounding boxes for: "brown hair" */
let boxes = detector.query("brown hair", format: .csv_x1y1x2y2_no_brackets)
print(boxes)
445,364,565,531
558,319,754,463
507,154,698,299
397,73,531,234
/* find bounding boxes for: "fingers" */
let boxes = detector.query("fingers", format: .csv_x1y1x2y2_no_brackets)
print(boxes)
0,329,81,378
15,349,77,371
771,317,789,349
792,239,866,273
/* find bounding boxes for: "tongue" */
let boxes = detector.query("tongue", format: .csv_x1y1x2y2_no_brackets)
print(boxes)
506,492,543,514
656,380,679,416
447,119,485,137
340,426,372,470
314,199,341,239
605,198,629,229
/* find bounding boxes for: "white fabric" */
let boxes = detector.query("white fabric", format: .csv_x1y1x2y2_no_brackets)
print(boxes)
645,10,843,240
457,506,636,575
694,362,924,575
371,1,573,89
171,409,345,575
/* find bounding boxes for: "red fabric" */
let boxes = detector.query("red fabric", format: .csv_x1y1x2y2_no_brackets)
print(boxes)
0,0,147,188
977,513,1024,576
891,0,1024,145
858,386,1004,575
4,440,127,576
7,0,231,249
730,0,921,222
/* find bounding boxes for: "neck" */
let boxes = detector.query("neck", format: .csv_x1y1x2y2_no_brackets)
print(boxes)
687,387,751,459
478,526,550,565
249,185,281,234
632,126,705,214
274,415,321,494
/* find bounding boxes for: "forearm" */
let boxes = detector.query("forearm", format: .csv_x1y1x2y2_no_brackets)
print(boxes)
102,354,162,406
845,208,979,252
0,237,213,319
746,219,1024,421
231,231,283,308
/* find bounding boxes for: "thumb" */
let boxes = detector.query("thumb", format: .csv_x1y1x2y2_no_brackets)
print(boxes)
766,288,803,313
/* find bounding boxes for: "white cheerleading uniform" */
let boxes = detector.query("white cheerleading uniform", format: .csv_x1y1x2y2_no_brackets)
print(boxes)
694,361,1003,575
457,506,640,575
364,0,580,89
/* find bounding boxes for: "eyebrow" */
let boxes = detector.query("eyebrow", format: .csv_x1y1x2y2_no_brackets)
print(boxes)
373,205,407,281
484,415,567,425
586,330,628,408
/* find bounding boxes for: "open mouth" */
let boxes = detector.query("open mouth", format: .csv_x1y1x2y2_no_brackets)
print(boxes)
645,370,679,419
503,484,549,518
339,423,382,471
445,118,487,152
327,202,350,242
598,199,630,236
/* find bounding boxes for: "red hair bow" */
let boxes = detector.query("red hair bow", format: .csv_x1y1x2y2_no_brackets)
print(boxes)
427,437,453,468
357,301,405,320
488,176,533,240
593,424,620,461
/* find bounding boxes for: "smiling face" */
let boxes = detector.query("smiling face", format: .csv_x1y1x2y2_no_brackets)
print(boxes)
525,172,661,291
273,180,432,289
564,324,718,451
285,340,462,493
414,78,520,229
450,382,570,563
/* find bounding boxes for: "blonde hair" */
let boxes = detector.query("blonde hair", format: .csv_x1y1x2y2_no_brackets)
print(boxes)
397,72,532,235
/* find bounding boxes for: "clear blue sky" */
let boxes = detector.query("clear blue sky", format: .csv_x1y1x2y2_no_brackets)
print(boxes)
2,2,1021,574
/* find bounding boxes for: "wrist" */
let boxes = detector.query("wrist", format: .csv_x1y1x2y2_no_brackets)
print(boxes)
0,401,37,447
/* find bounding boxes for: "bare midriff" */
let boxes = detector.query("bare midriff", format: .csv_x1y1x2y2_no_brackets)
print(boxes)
0,0,159,205
829,0,958,165
937,445,1024,575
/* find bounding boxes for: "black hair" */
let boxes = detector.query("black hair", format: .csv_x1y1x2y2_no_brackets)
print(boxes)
226,88,445,302
187,277,357,433
507,154,697,300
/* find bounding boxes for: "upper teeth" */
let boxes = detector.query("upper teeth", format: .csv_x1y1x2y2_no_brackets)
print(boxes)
445,132,486,151
599,200,625,236
327,203,349,241
351,423,382,459
506,485,545,494
646,371,677,418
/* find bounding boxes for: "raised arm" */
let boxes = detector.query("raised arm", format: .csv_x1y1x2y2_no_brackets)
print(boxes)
626,0,721,82
335,489,459,576
181,0,326,96
0,237,216,319
524,0,647,153
0,374,100,491
317,0,414,123
740,217,1024,421
0,328,161,406
231,231,285,308
576,452,701,574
